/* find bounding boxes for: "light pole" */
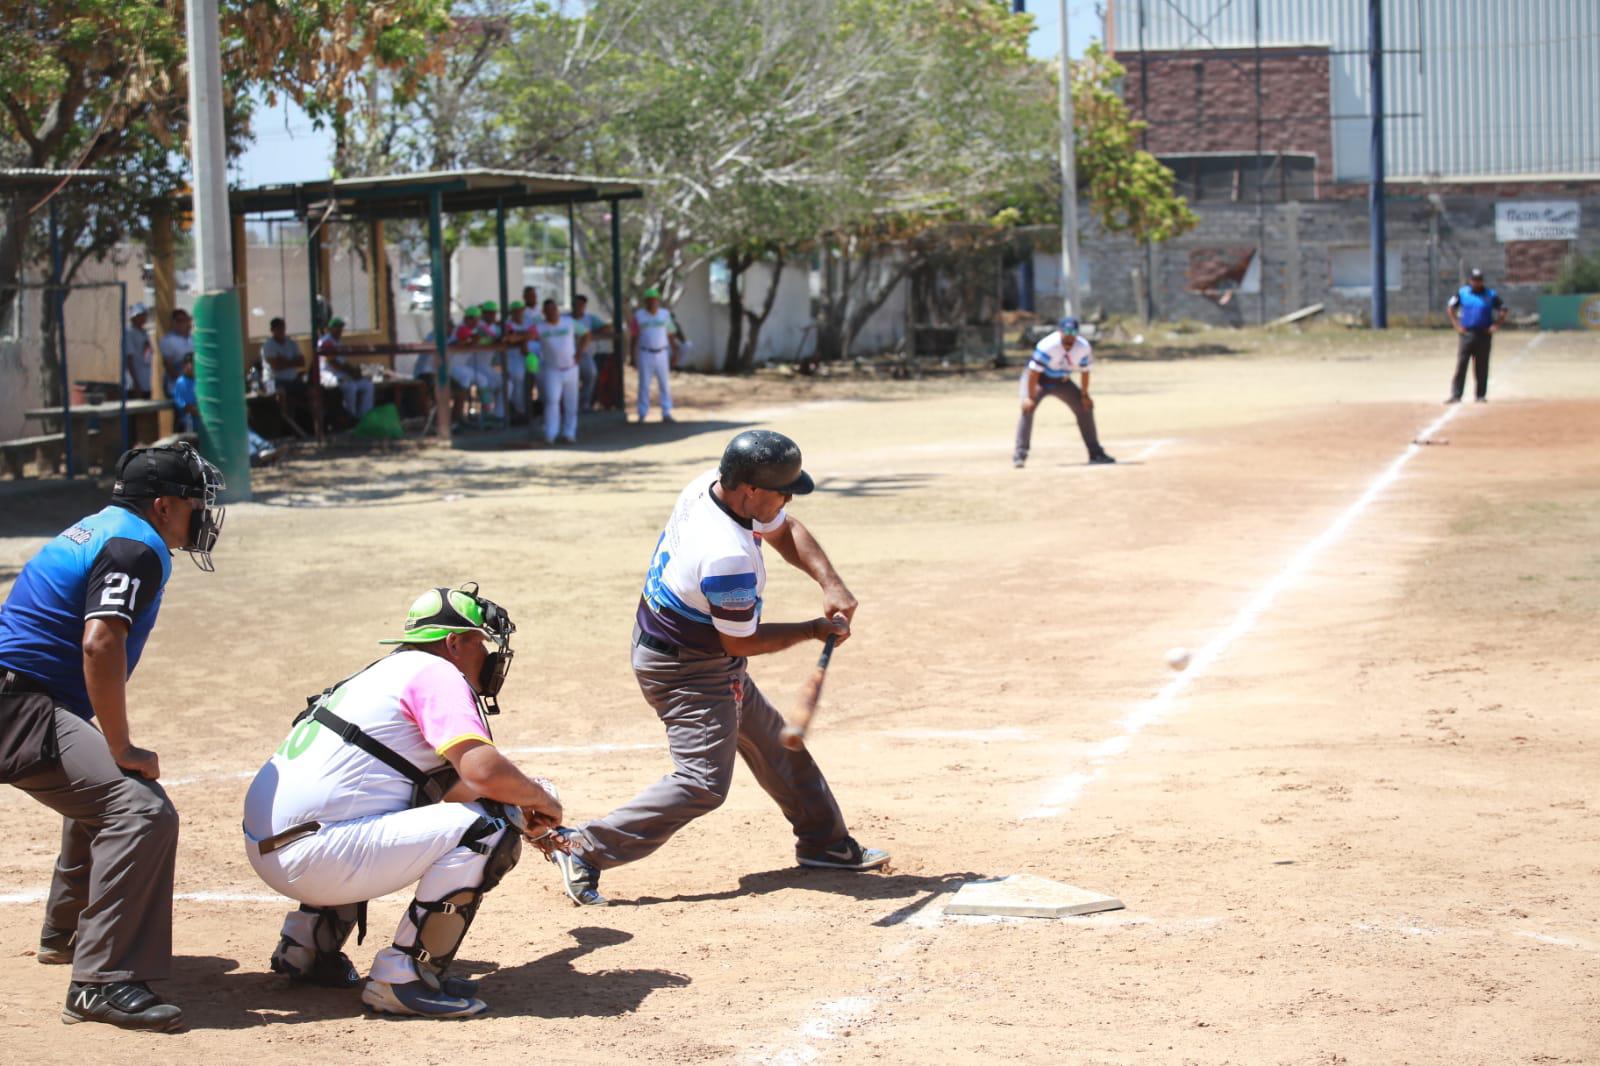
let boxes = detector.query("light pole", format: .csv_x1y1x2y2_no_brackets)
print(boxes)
185,0,251,498
1057,0,1083,318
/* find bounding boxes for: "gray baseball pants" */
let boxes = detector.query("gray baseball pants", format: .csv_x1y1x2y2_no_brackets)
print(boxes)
570,641,849,869
1014,378,1103,462
12,708,179,983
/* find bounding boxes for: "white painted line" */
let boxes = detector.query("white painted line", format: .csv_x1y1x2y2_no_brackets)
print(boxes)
0,740,665,802
753,996,877,1066
501,741,661,756
1132,438,1173,461
880,727,1035,742
1025,402,1462,819
1513,930,1600,953
0,890,284,906
163,770,254,788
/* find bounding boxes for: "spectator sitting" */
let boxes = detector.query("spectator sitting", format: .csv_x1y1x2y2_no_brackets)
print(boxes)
158,309,194,396
172,356,200,434
260,317,306,395
316,316,375,421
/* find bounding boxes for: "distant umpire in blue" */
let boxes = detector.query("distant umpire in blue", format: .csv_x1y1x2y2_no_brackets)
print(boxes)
0,442,225,1032
1445,268,1507,404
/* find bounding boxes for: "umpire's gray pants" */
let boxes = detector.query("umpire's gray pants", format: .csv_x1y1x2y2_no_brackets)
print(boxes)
1014,378,1103,462
571,643,849,869
12,710,179,983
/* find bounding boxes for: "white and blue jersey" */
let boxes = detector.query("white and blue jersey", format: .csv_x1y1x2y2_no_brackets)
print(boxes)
636,469,787,655
0,504,171,719
1020,330,1094,398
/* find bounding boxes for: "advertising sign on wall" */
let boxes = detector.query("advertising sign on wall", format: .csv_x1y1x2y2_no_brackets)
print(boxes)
1495,202,1580,242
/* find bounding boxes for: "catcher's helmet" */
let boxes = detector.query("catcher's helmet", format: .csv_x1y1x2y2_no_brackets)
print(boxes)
718,430,814,495
1058,316,1080,334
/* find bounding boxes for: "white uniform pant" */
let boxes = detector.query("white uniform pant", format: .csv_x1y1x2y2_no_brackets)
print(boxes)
506,351,529,417
540,365,580,442
448,357,504,419
340,379,375,420
246,802,507,986
636,348,672,420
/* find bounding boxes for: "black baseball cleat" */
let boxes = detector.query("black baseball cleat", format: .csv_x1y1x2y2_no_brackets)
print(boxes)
797,836,891,871
37,924,75,965
1088,452,1117,465
62,981,185,1032
270,936,361,988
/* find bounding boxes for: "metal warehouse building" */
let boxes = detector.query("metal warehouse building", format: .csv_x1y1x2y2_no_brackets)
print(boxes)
1067,0,1600,324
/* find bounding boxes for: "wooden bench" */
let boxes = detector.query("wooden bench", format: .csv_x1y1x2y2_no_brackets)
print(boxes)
0,433,66,479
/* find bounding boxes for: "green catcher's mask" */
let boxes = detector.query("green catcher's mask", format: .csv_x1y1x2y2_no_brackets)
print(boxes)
381,583,517,713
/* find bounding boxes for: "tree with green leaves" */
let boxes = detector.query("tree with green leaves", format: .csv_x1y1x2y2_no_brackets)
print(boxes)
333,1,1195,370
0,0,451,363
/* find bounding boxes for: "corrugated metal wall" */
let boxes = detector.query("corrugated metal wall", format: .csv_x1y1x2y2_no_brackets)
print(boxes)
1110,0,1600,181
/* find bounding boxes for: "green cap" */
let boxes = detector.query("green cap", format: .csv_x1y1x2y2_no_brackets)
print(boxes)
507,299,525,312
524,351,541,373
480,300,498,313
463,305,480,318
328,316,345,328
379,587,493,645
643,287,661,299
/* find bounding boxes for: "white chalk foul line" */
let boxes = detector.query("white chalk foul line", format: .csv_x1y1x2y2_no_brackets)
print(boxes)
1026,403,1463,820
748,995,877,1065
0,889,283,906
0,740,664,800
1132,438,1173,462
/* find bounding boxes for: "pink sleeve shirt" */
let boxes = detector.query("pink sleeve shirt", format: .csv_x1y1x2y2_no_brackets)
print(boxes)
400,655,492,757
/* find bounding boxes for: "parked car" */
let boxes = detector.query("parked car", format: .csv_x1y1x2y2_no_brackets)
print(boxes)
404,272,432,312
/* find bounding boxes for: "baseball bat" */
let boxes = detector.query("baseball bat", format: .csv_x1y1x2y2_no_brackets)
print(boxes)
780,633,838,751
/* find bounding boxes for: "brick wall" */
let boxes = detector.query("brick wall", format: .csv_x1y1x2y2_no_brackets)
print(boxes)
1116,47,1335,195
1504,240,1571,284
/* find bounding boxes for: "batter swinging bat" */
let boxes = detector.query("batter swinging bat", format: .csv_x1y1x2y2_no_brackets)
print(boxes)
780,633,838,751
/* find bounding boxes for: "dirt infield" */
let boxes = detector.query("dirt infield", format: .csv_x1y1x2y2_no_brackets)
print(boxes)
2,328,1597,1063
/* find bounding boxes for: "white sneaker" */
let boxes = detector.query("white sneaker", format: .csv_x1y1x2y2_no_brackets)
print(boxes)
797,836,891,871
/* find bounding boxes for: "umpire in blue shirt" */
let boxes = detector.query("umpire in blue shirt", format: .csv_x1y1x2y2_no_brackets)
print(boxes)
0,442,225,1032
1445,268,1508,403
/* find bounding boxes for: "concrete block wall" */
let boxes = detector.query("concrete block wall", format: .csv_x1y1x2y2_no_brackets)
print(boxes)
1075,190,1600,326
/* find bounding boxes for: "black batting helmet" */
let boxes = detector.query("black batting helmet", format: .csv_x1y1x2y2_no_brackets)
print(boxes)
718,430,814,495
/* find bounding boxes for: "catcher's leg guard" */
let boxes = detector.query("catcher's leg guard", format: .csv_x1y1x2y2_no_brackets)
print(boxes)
398,814,522,991
272,902,366,988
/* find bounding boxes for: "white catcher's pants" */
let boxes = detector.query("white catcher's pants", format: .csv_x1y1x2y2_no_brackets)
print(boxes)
246,801,509,986
540,365,579,442
636,348,672,420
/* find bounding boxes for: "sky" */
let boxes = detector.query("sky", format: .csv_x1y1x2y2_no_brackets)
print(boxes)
229,2,1104,189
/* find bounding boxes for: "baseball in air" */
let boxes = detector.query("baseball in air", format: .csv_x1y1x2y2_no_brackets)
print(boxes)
1165,647,1191,672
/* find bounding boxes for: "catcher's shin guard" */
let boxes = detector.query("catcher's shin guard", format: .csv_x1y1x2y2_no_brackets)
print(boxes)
272,902,366,987
398,813,522,990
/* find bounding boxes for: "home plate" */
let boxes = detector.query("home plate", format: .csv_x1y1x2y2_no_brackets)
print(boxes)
943,874,1124,919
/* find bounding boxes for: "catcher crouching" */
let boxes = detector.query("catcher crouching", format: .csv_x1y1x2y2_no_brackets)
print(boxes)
241,585,563,1018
